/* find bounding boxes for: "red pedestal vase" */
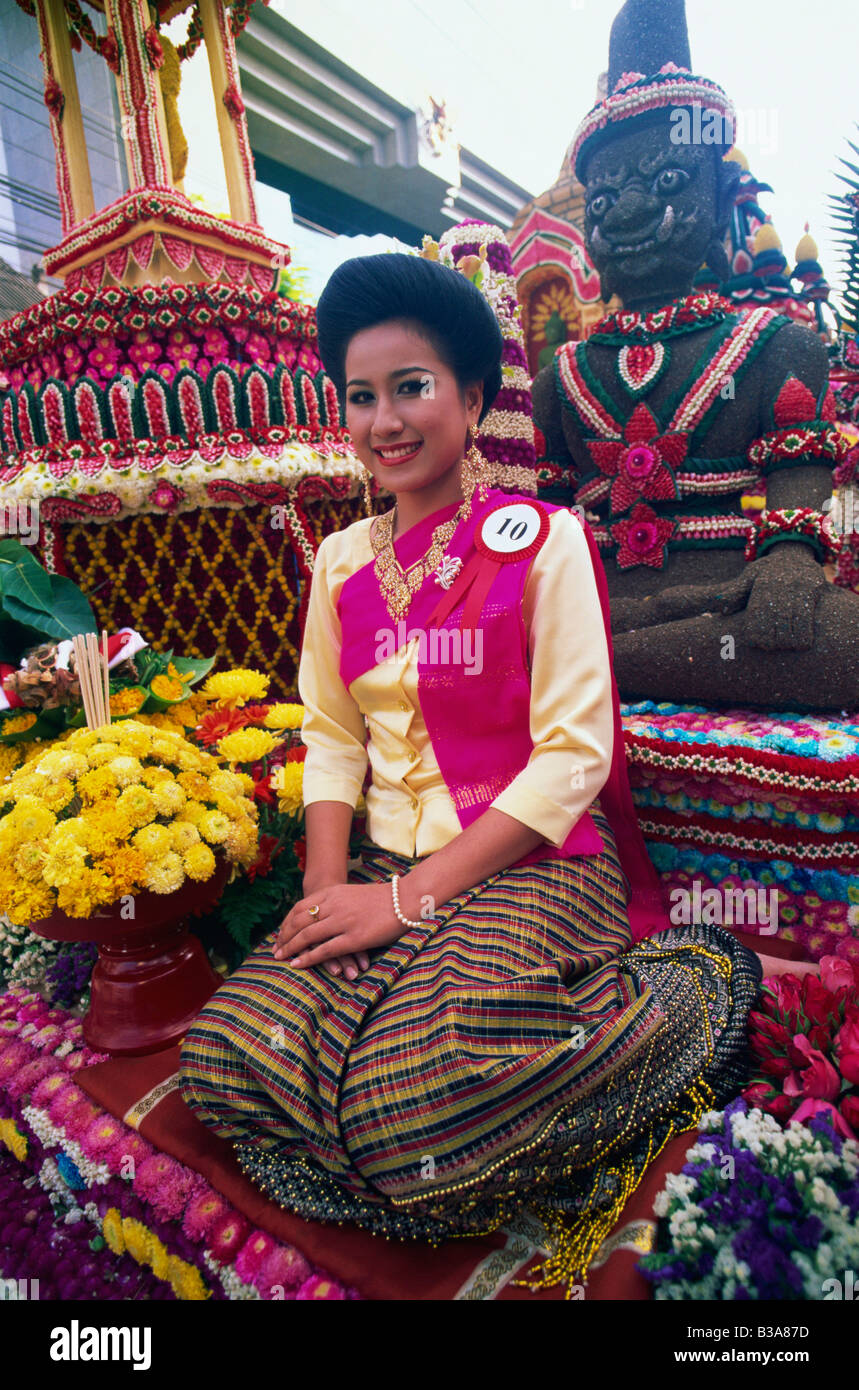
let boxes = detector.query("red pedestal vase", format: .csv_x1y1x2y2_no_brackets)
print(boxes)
29,853,230,1057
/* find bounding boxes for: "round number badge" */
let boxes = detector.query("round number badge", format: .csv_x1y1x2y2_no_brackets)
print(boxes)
475,502,550,562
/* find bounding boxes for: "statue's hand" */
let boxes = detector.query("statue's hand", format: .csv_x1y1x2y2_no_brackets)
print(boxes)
743,546,827,651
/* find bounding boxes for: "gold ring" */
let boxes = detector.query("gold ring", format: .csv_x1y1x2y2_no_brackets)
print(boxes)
308,904,320,917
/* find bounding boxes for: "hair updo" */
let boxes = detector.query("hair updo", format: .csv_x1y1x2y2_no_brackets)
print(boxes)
315,252,504,427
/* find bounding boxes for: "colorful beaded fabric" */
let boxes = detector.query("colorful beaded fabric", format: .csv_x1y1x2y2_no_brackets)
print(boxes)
744,507,843,564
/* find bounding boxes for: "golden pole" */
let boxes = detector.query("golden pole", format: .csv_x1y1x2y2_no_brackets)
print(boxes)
35,0,95,230
197,0,257,225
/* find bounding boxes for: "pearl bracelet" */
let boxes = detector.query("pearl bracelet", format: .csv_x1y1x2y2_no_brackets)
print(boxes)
391,874,424,928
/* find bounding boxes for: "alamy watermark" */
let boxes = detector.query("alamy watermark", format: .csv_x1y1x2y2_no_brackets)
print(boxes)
669,879,778,934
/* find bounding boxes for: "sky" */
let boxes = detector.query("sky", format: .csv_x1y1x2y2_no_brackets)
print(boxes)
271,0,859,305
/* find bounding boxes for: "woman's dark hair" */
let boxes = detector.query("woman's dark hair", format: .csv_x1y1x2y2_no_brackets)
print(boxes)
315,252,504,426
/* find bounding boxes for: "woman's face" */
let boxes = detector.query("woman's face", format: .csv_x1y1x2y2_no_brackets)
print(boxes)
344,318,483,496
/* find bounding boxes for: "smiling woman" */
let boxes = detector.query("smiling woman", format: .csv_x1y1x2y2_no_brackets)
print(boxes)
177,250,766,1295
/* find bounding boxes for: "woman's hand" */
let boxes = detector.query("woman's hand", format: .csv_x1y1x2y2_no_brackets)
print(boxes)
272,881,407,974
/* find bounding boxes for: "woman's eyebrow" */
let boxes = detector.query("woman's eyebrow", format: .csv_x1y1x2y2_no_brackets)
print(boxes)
346,367,435,387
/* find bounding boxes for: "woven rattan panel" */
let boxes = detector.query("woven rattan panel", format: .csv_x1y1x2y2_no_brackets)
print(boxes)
48,496,364,702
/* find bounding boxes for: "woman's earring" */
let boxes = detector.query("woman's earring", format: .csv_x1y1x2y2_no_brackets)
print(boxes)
461,422,491,508
360,464,375,518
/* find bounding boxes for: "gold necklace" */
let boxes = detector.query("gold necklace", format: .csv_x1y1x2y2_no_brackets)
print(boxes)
370,493,472,623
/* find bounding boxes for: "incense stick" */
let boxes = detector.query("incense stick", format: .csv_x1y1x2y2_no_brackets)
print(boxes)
102,630,111,726
71,635,93,727
86,632,103,725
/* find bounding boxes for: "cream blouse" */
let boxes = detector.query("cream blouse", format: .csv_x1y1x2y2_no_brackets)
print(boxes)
297,505,615,859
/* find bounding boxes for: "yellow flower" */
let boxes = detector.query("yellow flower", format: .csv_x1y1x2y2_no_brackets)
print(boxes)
235,771,254,795
77,765,119,804
149,1235,171,1281
263,703,305,731
132,823,172,858
183,841,216,880
41,778,76,813
178,799,207,827
0,879,54,925
5,796,56,846
200,669,270,708
85,741,122,767
212,791,243,820
13,840,48,882
102,1208,125,1256
120,1217,152,1267
0,744,25,779
141,765,173,787
275,762,304,818
174,746,207,771
151,781,186,816
217,728,279,763
7,772,50,800
2,711,37,734
0,1117,28,1162
170,700,199,728
198,810,231,844
116,784,156,829
167,1254,210,1300
170,821,200,851
143,852,185,894
107,755,144,787
51,751,88,781
100,845,147,898
224,819,258,866
177,770,212,801
151,735,182,763
209,769,247,798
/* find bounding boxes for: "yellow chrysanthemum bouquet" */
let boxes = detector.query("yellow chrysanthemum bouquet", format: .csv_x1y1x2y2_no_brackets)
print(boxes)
0,718,259,926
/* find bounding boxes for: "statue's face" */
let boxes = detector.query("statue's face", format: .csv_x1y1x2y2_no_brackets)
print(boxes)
582,121,719,303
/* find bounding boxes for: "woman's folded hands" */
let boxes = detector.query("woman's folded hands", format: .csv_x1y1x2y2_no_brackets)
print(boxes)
272,881,408,980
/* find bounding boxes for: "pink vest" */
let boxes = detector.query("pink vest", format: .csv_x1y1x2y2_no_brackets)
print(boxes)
336,487,669,942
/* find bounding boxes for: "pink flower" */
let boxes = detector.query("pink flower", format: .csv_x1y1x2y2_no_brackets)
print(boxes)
0,1042,31,1083
208,1209,251,1263
128,333,161,370
235,1230,277,1286
105,1130,154,1177
783,1034,841,1101
29,1024,64,1052
182,1188,229,1242
5,1055,60,1101
296,1273,346,1300
133,1152,201,1218
62,342,85,375
0,1018,22,1039
258,1243,311,1293
791,1097,856,1140
202,329,229,359
32,1071,73,1107
245,332,271,366
62,1097,103,1141
80,1114,124,1160
819,954,858,995
834,1012,859,1085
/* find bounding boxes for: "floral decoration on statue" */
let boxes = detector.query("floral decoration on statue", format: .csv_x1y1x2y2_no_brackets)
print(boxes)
588,402,685,514
610,501,676,569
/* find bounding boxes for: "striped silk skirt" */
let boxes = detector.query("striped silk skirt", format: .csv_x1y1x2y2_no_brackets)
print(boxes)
178,807,763,1289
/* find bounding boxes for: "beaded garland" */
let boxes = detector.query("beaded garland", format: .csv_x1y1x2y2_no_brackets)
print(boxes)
590,292,734,345
743,507,843,565
571,63,736,182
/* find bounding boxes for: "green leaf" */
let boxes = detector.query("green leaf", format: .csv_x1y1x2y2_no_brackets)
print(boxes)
0,541,96,641
169,654,216,685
